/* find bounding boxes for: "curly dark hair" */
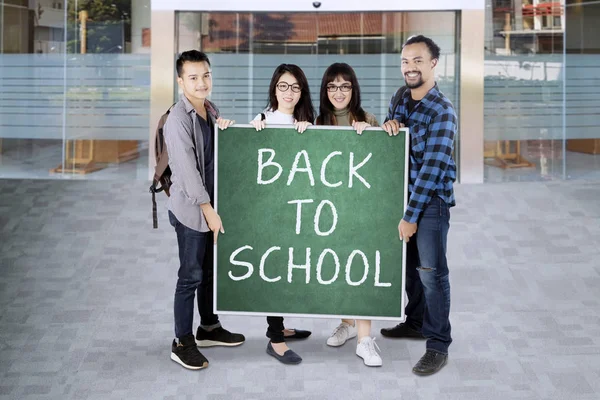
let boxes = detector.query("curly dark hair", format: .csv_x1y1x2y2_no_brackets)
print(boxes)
403,35,441,60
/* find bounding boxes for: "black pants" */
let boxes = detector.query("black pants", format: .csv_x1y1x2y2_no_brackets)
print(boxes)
169,211,219,339
266,316,285,343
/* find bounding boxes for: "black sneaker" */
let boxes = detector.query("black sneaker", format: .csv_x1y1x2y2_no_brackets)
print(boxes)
412,349,448,376
196,326,245,347
170,335,209,370
380,323,426,339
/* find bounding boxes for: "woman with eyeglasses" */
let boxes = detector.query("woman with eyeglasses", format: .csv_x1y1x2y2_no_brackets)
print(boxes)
250,63,315,134
316,62,378,135
317,62,382,367
250,63,315,365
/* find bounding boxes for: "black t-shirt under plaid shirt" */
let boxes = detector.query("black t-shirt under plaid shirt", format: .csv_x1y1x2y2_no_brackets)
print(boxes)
385,84,457,223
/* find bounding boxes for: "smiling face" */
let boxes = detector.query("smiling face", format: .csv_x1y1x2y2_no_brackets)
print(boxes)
326,75,353,111
401,42,437,89
275,72,302,114
177,61,212,102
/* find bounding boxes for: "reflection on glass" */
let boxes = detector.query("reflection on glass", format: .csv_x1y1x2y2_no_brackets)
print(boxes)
484,0,565,182
484,0,600,182
0,0,151,180
564,0,600,180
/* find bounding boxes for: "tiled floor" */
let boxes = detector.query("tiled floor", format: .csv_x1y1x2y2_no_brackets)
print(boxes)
0,178,599,400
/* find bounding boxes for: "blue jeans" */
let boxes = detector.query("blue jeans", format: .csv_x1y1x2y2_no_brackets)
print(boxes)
169,211,219,339
404,197,452,354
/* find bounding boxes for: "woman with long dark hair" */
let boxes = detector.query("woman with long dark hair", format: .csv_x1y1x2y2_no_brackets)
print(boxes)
250,63,315,132
249,63,314,365
317,62,382,367
316,62,378,134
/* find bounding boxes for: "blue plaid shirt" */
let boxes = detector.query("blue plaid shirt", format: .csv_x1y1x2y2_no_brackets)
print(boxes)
385,83,457,224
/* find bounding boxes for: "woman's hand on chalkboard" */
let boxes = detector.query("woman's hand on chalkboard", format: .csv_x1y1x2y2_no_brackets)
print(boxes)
352,121,372,135
200,203,225,243
382,119,405,137
216,117,235,130
294,120,312,134
250,120,266,131
398,219,417,243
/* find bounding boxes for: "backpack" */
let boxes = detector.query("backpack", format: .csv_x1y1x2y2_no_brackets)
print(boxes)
149,104,175,229
149,100,220,229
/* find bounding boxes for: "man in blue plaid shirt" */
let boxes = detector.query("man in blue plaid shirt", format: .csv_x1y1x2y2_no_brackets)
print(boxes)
380,35,457,376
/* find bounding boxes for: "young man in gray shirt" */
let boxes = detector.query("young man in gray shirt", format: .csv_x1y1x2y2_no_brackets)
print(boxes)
165,50,244,370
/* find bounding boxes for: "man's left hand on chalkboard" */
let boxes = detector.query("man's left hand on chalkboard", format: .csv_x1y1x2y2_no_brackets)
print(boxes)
216,117,235,130
294,120,312,134
398,219,417,243
382,119,404,137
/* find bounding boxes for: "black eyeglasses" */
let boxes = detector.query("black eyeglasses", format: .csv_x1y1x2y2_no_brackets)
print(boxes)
327,84,352,93
277,82,302,93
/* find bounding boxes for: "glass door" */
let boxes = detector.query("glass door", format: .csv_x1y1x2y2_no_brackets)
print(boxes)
175,10,459,136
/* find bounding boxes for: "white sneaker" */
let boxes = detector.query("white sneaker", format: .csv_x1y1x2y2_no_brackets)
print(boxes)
356,337,383,367
326,322,357,347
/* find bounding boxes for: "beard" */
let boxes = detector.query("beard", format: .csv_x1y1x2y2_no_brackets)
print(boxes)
404,73,424,89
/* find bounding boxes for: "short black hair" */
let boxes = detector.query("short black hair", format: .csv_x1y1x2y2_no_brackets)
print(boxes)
176,50,211,77
402,35,441,60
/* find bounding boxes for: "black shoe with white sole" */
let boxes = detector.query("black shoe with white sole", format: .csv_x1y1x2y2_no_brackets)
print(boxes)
171,335,208,370
196,326,245,347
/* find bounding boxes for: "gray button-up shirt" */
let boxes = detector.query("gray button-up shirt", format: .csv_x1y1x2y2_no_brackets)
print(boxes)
164,95,216,232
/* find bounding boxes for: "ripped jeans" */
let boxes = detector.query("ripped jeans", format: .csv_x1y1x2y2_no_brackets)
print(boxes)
404,196,452,354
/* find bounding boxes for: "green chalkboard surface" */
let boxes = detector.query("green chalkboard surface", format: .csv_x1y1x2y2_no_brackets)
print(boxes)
215,125,408,320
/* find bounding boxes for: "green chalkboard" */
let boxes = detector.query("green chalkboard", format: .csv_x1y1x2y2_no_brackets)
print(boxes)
215,125,408,320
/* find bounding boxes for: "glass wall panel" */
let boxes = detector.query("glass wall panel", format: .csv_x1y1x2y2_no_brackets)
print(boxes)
484,0,599,182
0,0,151,180
483,0,566,182
564,0,600,179
176,11,459,167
